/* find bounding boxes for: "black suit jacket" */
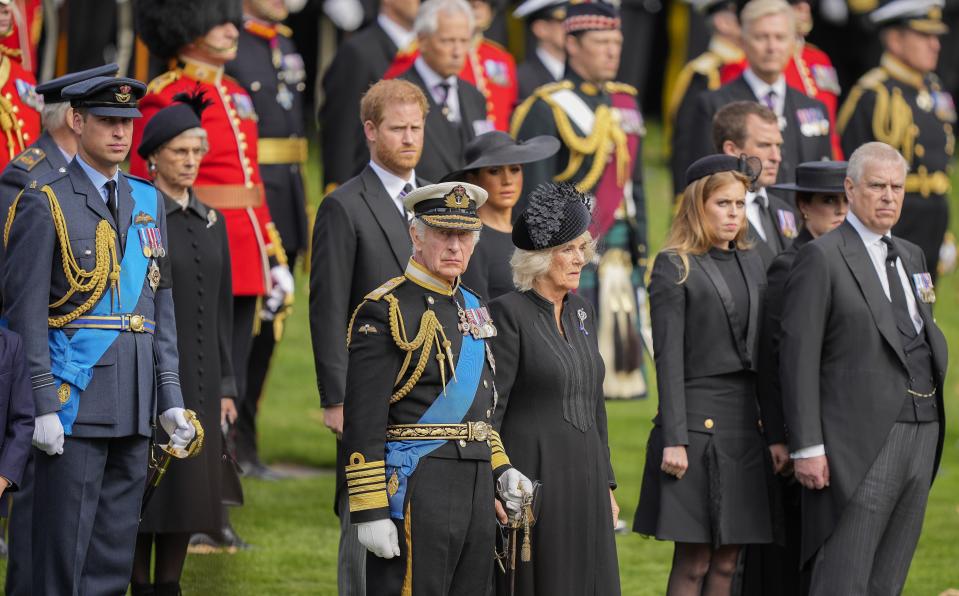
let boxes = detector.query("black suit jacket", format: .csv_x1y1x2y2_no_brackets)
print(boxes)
685,75,833,185
649,248,766,446
319,22,398,189
780,221,947,564
398,67,489,182
747,190,798,269
517,53,556,100
0,328,34,510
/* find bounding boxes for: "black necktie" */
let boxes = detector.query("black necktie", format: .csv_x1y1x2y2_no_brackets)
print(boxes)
756,196,780,251
436,82,453,121
881,237,917,338
105,179,119,225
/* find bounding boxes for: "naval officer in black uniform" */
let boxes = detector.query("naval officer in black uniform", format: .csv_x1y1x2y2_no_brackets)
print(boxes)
342,181,532,595
1,76,197,595
837,0,955,279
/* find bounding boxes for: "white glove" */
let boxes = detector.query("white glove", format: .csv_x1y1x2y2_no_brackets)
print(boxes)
32,412,64,455
159,407,196,446
324,0,364,31
262,265,295,320
496,468,534,516
356,519,400,558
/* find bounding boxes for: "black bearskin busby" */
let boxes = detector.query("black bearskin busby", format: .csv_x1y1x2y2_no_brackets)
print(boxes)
135,0,244,60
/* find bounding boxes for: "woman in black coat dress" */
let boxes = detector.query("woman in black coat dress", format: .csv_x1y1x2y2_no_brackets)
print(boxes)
131,93,237,596
633,155,783,595
490,183,620,595
443,131,559,299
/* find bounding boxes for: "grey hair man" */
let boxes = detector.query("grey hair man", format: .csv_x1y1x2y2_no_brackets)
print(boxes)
397,0,491,182
780,141,947,594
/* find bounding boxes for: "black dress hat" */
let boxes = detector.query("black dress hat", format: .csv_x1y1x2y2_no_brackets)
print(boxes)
135,0,244,61
404,182,488,231
137,89,213,159
564,0,620,33
871,0,948,34
440,131,560,182
36,63,120,105
769,160,848,194
513,182,592,250
684,153,762,187
61,76,146,118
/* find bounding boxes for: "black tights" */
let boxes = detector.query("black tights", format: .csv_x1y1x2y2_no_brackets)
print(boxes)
666,542,741,596
132,532,191,587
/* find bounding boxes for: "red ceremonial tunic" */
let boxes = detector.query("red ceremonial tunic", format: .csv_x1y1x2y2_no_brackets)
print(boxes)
0,0,41,72
383,37,518,131
721,42,842,158
0,53,39,170
131,59,276,297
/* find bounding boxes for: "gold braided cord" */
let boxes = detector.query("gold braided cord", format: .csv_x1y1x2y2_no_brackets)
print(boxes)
870,86,917,163
384,293,454,404
836,86,864,134
5,185,120,327
0,57,23,160
345,300,367,348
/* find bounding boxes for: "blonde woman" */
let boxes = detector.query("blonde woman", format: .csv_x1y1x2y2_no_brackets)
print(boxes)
633,155,782,596
490,183,620,595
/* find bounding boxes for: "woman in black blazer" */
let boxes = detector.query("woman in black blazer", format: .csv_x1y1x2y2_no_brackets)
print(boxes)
633,155,783,595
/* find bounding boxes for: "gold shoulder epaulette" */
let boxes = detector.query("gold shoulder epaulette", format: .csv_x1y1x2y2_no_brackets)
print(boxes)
365,276,406,301
12,146,44,171
690,52,722,78
858,67,889,91
147,70,181,95
276,24,293,37
605,81,638,95
509,81,573,137
533,80,575,99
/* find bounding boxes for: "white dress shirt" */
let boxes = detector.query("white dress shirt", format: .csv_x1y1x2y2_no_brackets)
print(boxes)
369,159,417,218
536,46,565,81
414,56,461,123
743,68,787,117
792,211,923,459
745,188,769,241
377,14,415,51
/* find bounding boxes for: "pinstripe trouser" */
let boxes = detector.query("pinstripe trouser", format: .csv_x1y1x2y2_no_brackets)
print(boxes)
809,422,939,596
338,489,368,596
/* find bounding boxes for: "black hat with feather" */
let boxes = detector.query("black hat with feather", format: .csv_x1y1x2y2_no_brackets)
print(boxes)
135,0,244,61
137,87,213,159
512,183,593,250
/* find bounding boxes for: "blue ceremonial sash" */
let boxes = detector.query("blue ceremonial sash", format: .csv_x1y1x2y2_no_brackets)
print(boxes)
385,287,485,519
49,178,157,433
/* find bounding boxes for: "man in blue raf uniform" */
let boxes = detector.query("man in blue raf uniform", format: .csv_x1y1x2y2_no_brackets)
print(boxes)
0,63,120,310
343,181,533,595
0,62,122,596
1,76,197,596
225,0,309,477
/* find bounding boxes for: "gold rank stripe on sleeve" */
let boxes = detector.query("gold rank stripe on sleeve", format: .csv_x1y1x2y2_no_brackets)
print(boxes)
489,430,511,470
346,453,389,512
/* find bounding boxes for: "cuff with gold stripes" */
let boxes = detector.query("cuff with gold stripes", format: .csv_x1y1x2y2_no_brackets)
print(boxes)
345,453,389,515
489,430,511,472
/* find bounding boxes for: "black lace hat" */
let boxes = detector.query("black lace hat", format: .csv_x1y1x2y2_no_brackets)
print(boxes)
512,183,592,250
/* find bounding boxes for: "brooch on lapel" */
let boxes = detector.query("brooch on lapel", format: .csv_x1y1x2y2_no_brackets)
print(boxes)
913,272,936,303
577,308,589,335
206,209,217,229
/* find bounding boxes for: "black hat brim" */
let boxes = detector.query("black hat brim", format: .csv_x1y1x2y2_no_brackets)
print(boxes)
768,182,845,194
441,135,560,182
87,106,143,118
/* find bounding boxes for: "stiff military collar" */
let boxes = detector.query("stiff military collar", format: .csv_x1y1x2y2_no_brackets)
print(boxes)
564,68,606,97
709,36,743,64
405,257,460,296
180,57,224,85
880,53,926,90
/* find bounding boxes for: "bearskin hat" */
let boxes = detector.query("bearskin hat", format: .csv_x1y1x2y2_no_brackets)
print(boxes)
136,0,244,61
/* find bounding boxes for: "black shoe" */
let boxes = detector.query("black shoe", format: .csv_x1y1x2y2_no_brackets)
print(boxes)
188,524,252,554
154,582,181,596
130,583,155,596
238,460,288,481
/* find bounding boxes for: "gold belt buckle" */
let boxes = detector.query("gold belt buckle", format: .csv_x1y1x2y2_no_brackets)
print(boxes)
128,314,145,332
469,421,490,442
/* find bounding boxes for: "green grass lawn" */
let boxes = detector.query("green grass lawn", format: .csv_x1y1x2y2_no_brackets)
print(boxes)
6,123,957,594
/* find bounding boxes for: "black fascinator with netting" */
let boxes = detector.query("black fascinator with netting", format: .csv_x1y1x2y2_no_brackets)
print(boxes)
512,183,593,250
683,153,763,187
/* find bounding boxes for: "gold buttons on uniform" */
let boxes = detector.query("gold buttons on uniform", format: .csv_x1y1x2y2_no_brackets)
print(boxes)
458,440,467,448
251,81,261,92
704,418,714,429
427,296,435,305
483,380,489,389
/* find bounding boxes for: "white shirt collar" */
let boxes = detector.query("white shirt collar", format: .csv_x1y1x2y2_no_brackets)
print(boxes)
845,209,888,247
414,56,457,94
743,68,787,110
746,187,768,209
377,14,415,51
74,154,119,201
536,46,565,81
369,159,416,215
